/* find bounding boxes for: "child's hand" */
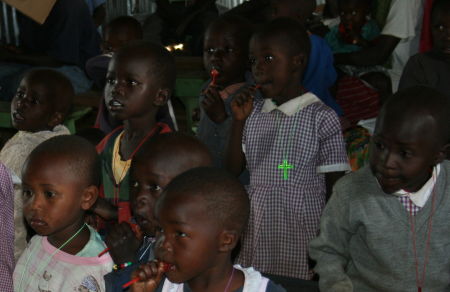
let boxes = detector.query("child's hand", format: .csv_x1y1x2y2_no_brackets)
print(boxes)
231,86,255,122
106,222,142,264
130,261,165,292
201,85,228,124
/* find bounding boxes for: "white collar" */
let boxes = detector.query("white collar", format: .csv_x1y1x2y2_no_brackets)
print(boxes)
393,164,441,207
261,92,321,116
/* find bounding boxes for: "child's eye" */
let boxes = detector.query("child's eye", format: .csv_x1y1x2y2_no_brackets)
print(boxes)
131,181,139,188
437,25,445,32
264,55,274,62
249,57,256,65
400,150,413,159
155,226,164,234
176,231,187,237
205,47,215,54
150,185,162,192
226,47,234,53
15,91,25,99
127,79,139,86
30,97,40,105
351,11,357,16
44,191,56,198
374,141,385,150
106,77,116,85
23,189,33,198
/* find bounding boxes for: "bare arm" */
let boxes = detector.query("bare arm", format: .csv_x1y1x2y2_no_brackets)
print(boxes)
334,35,400,66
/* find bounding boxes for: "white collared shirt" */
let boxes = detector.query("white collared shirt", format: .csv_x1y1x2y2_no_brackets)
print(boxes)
261,92,321,116
393,164,441,208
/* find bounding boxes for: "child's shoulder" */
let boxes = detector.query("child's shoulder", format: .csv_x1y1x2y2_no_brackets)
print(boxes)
334,166,378,198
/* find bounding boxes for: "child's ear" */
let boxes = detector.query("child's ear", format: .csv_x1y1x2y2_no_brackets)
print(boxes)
81,185,99,211
436,144,450,164
47,112,64,128
153,89,170,107
218,230,239,253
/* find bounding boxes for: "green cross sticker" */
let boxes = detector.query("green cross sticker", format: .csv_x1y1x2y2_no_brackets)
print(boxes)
278,159,294,180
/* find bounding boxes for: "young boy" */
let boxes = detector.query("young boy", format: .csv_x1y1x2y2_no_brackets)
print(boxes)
309,86,450,292
0,68,72,261
14,135,113,291
197,15,253,168
130,167,286,292
93,41,175,226
103,133,213,291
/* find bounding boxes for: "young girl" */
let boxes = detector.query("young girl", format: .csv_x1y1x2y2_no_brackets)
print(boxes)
93,41,174,225
197,15,253,168
227,19,349,279
13,135,113,291
0,69,72,261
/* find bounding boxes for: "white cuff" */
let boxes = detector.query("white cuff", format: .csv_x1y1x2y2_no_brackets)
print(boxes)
317,163,351,173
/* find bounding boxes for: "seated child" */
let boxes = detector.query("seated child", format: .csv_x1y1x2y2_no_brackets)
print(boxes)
227,18,350,279
130,167,286,292
93,41,174,228
13,135,113,291
0,163,14,292
309,86,450,292
197,15,253,168
270,0,343,116
399,0,450,94
0,68,72,261
103,132,213,292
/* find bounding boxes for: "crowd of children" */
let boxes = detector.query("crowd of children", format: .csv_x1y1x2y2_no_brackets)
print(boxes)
0,0,448,291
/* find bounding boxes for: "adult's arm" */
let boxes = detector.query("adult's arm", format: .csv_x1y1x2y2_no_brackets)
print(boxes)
334,35,400,66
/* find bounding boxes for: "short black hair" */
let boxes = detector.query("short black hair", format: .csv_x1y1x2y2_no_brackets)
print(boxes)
27,135,101,187
431,0,450,23
254,17,311,58
159,167,249,233
381,86,450,145
115,41,176,90
206,14,254,49
105,16,143,39
24,69,73,121
133,132,212,169
338,0,373,10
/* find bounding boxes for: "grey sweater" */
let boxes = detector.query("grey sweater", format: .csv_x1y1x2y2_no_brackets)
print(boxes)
309,161,450,292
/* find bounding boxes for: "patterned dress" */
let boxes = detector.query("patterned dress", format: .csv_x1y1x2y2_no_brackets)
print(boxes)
237,93,349,279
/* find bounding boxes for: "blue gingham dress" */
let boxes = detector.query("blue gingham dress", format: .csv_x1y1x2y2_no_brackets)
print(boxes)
237,93,349,279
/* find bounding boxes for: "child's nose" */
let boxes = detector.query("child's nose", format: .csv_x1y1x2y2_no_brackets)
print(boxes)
381,151,397,169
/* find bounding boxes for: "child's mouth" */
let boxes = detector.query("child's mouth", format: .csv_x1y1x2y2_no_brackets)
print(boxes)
12,111,25,121
108,99,124,110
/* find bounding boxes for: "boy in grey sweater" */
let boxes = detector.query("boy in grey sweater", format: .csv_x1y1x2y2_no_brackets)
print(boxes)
309,86,450,292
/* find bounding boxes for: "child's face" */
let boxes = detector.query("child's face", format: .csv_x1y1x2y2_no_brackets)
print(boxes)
22,154,89,240
249,35,303,103
102,29,140,54
11,76,58,132
104,55,162,121
203,26,248,87
130,157,172,236
432,9,450,58
369,113,442,194
338,1,369,31
154,194,223,283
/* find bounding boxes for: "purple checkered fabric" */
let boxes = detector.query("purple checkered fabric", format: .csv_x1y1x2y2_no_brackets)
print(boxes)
0,163,14,292
236,98,349,279
398,196,422,216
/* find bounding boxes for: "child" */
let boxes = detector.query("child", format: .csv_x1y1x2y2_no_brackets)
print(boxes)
0,163,14,292
0,68,72,261
13,135,113,291
399,0,450,94
309,86,450,292
325,0,380,55
93,41,175,227
103,133,213,292
197,15,253,168
130,167,286,292
270,0,343,116
227,18,350,279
